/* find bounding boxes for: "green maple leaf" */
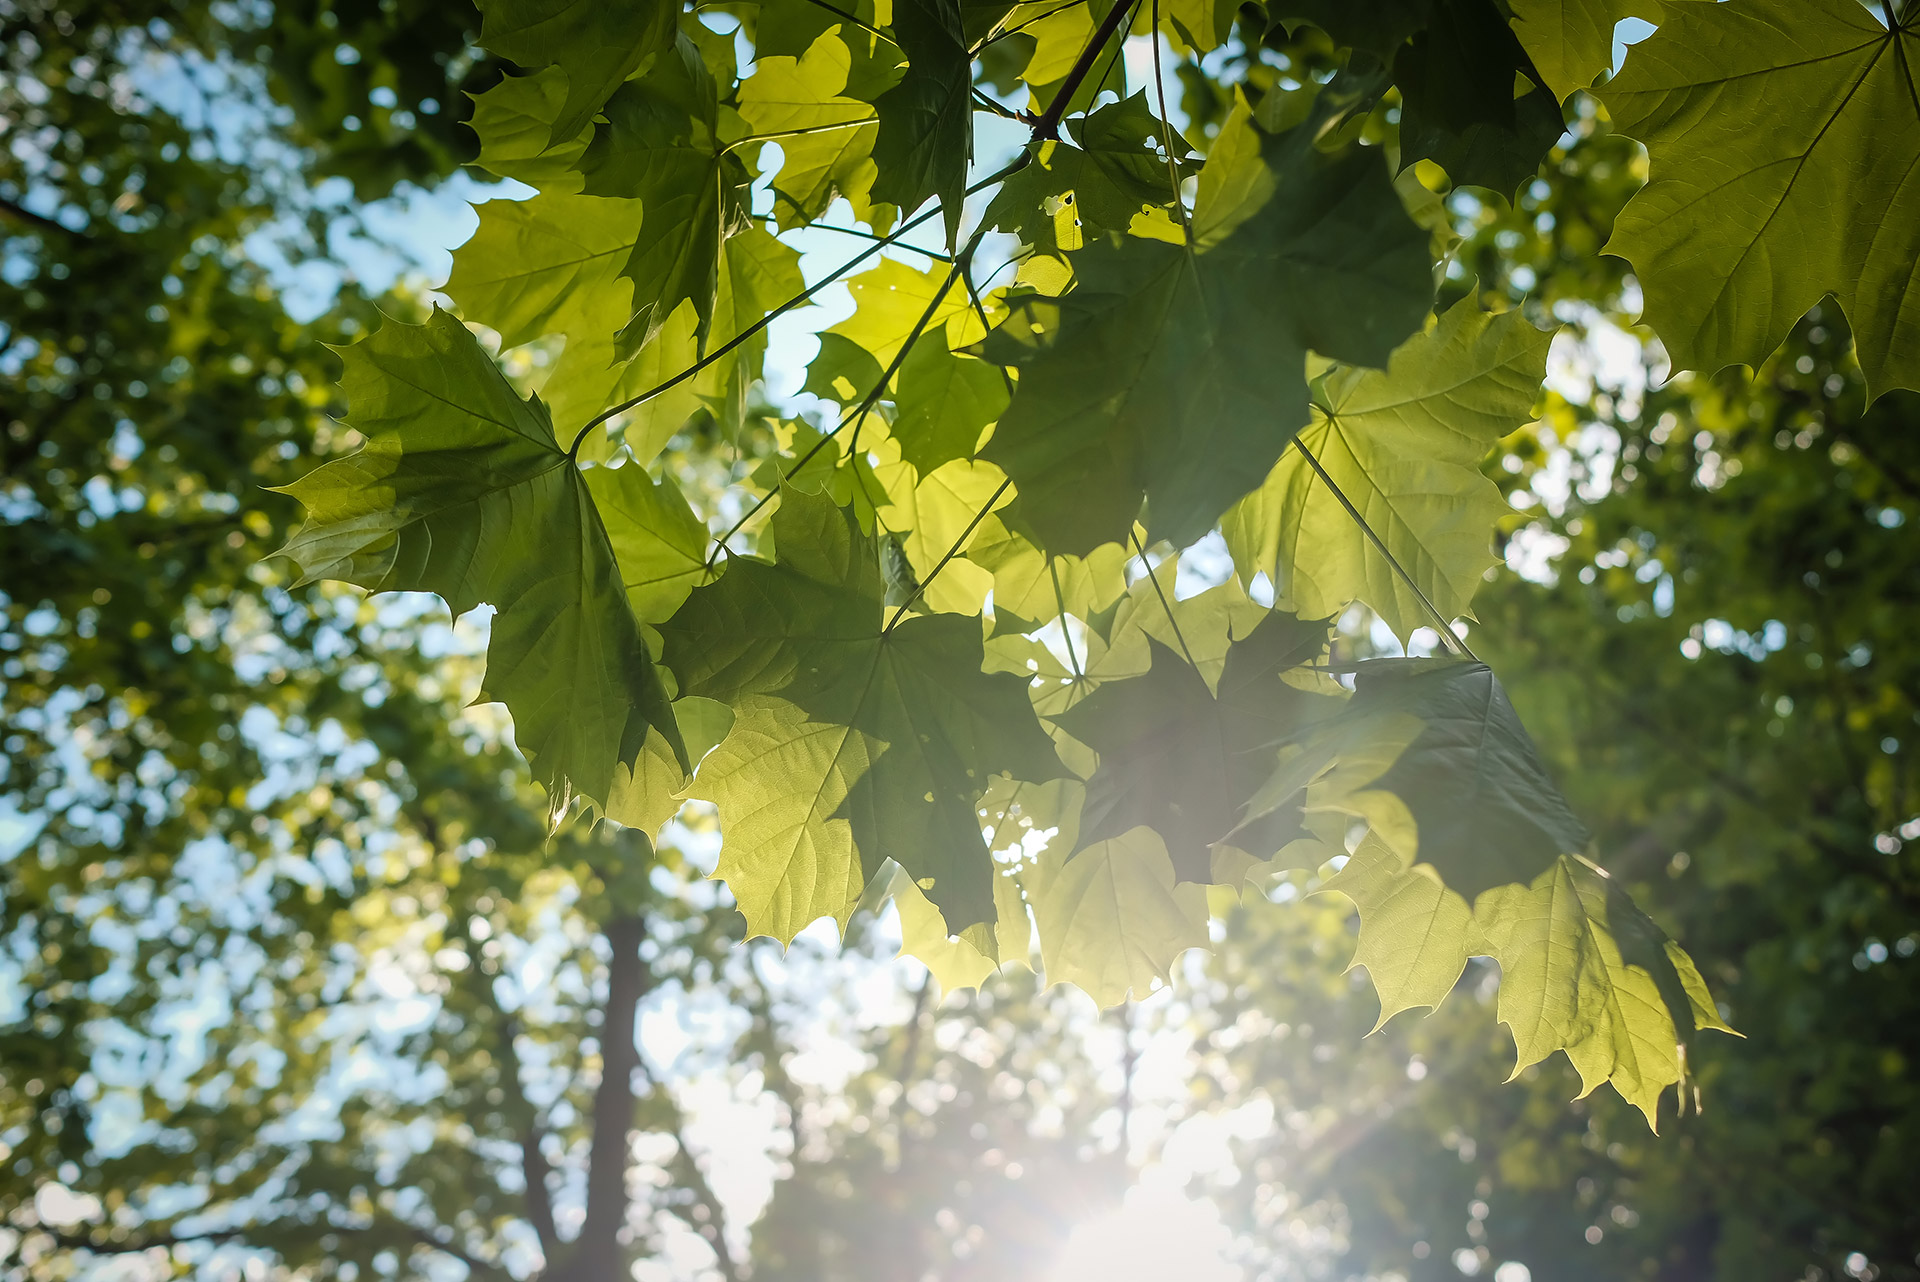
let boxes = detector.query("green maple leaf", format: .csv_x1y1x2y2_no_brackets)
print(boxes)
1479,855,1734,1127
526,224,802,460
888,858,1032,993
986,92,1191,249
799,329,1007,478
445,191,640,350
575,35,752,352
758,0,877,58
1323,833,1480,1030
273,309,685,806
736,31,890,229
870,0,972,245
658,487,1068,928
1600,0,1920,399
586,460,712,623
699,225,808,428
981,102,1432,555
964,515,1131,624
1028,824,1210,1006
803,332,887,406
683,694,876,941
465,67,591,190
1222,298,1551,640
830,255,996,364
1160,0,1238,53
1394,0,1565,195
601,695,734,836
476,0,677,146
891,339,1009,474
1340,658,1590,899
1506,0,1663,101
1050,612,1339,884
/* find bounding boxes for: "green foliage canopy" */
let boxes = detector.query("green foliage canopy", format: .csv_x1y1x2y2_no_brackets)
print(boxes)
269,0,1920,1123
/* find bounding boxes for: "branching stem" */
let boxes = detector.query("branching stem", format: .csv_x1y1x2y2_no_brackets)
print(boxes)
567,155,1028,460
1032,0,1140,139
700,227,988,570
885,476,1012,631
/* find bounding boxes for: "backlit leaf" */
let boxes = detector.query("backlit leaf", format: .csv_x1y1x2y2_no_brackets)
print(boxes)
1222,297,1550,640
982,103,1432,554
476,0,677,146
275,309,685,806
1323,833,1480,1030
1600,0,1920,399
1028,825,1210,1006
871,0,973,246
659,487,1068,927
1050,612,1339,883
1507,0,1663,101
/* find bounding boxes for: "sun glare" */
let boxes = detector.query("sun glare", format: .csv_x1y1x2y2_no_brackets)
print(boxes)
1048,1180,1240,1282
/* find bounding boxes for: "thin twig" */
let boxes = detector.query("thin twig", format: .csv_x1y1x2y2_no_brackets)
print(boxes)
1049,556,1085,678
885,476,1014,631
1032,0,1140,139
1290,436,1478,661
795,0,896,44
972,86,1031,123
724,118,872,156
795,212,955,262
1147,0,1192,241
568,154,1031,459
1129,530,1197,668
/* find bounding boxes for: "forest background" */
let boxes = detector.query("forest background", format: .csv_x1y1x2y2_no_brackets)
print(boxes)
2,1,1918,1281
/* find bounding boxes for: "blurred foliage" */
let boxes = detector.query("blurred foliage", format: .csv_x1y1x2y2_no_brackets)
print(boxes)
2,3,1916,1282
0,0,498,200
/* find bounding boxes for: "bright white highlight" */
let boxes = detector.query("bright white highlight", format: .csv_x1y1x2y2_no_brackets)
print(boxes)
1047,1180,1239,1282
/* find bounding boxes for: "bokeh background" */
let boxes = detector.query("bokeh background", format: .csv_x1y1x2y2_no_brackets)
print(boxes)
3,2,1917,1280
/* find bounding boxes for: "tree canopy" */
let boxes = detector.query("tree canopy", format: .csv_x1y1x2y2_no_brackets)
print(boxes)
5,0,1919,1279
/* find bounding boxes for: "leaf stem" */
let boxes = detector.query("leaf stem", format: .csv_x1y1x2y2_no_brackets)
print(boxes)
1289,436,1479,662
700,214,1003,569
1128,530,1197,669
1048,555,1084,679
794,0,898,45
723,118,872,156
885,476,1013,631
567,155,1030,460
971,87,1031,123
973,0,1083,53
1032,0,1140,139
793,211,956,262
1147,0,1192,242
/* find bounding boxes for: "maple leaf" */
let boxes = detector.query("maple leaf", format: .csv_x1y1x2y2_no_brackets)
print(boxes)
1601,0,1920,398
658,487,1068,929
274,309,685,806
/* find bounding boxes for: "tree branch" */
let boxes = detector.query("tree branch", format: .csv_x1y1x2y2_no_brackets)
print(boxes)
1032,0,1140,139
654,1101,746,1282
0,195,77,236
566,912,651,1282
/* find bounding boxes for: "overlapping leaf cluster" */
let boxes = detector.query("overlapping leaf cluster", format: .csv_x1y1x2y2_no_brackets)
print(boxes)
273,0,1918,1123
